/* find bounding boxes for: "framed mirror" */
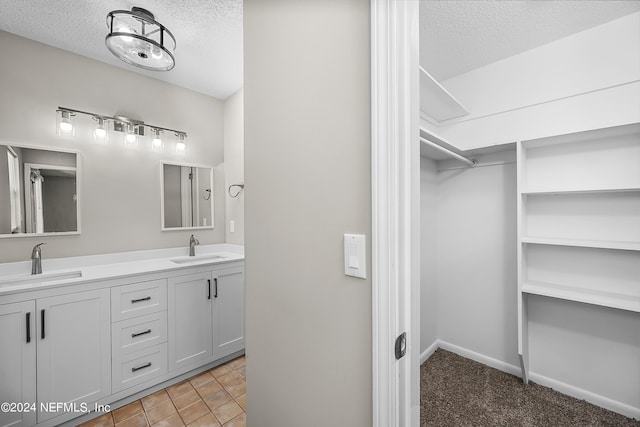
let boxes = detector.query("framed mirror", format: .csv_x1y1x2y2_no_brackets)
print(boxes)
0,144,79,237
161,162,213,230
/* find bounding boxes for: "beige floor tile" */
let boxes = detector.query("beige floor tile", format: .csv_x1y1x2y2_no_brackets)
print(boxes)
150,413,184,427
142,390,171,411
234,365,246,378
189,372,215,389
146,400,178,425
178,400,210,425
171,390,201,410
234,394,246,411
227,357,245,370
186,413,221,427
223,380,245,398
211,401,242,426
78,412,114,427
113,401,145,424
166,381,195,400
223,413,246,427
204,389,232,412
216,371,243,388
209,364,233,378
195,378,223,399
114,412,149,427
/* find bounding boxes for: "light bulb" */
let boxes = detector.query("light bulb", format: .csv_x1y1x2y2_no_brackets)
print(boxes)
117,25,134,43
176,141,186,152
152,137,162,147
60,121,73,132
95,127,107,138
126,133,137,144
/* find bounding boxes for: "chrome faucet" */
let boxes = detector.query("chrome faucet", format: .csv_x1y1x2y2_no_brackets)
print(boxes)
31,243,46,275
189,234,199,256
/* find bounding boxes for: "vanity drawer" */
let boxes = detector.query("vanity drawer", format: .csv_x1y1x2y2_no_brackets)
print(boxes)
113,343,168,393
112,279,167,321
112,311,167,355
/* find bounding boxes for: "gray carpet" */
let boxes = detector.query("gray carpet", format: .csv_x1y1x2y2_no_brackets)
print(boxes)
420,349,639,426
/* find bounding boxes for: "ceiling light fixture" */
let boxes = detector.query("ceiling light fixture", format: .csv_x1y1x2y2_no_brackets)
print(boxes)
105,7,176,71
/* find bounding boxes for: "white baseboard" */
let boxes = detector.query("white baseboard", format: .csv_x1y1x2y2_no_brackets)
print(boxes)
420,340,439,364
529,371,640,421
438,340,522,378
422,340,639,421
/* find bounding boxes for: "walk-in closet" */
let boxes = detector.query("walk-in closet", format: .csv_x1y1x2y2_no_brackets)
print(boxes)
417,1,639,422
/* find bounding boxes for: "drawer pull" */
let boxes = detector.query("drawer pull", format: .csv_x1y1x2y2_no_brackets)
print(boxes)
214,278,218,298
41,309,45,339
131,296,152,304
131,362,152,372
131,329,152,338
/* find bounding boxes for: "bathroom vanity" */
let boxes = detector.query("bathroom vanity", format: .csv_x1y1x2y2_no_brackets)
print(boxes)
0,244,244,427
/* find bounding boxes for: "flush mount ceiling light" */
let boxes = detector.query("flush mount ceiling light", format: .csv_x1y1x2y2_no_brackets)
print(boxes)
105,7,176,71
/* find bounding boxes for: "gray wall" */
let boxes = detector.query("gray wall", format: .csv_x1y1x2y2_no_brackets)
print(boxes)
224,89,244,244
0,31,225,261
244,0,372,425
420,157,439,354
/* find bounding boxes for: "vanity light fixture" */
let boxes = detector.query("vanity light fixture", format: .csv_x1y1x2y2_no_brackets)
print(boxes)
151,128,163,150
55,106,187,152
105,7,176,72
56,109,76,136
175,132,187,153
93,116,109,141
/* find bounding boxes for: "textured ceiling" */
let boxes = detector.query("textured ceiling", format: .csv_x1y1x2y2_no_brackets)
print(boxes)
0,0,243,100
1,1,639,100
420,0,640,82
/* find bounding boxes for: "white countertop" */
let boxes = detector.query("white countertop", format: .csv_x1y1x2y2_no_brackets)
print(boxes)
0,244,244,295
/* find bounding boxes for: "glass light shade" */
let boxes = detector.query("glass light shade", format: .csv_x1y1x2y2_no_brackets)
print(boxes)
124,124,138,146
106,8,176,71
94,117,109,142
151,129,163,151
175,133,187,153
56,110,75,136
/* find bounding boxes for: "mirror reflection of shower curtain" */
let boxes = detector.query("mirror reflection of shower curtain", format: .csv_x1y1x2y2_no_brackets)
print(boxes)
30,170,44,233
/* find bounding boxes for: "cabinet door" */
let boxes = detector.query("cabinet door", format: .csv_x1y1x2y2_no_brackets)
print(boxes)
212,267,245,358
168,272,213,372
0,301,36,427
36,289,111,423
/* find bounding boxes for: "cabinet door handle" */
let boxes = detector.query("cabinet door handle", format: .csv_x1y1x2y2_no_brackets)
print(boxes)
131,329,152,338
131,296,151,304
131,362,152,372
214,278,218,298
40,309,45,339
26,312,31,343
207,279,211,300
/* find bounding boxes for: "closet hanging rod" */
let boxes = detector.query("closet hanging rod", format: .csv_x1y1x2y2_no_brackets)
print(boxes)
419,136,477,167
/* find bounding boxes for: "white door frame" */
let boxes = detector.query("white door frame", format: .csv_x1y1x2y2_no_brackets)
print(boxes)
371,1,420,426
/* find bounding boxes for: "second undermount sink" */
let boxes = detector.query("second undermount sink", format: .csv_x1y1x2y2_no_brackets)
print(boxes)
0,270,83,287
170,254,226,264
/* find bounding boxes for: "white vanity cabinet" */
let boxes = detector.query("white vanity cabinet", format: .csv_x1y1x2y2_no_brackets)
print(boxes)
212,266,245,359
168,264,245,374
36,289,111,423
168,272,214,373
0,301,36,427
111,280,168,393
0,247,244,427
0,289,111,427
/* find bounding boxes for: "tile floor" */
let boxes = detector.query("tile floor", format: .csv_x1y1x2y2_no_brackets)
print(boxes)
79,355,246,427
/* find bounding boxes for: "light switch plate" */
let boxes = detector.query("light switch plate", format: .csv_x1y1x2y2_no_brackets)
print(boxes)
344,234,366,279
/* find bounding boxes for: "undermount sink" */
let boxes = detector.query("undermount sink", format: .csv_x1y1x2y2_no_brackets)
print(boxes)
0,270,83,287
170,254,226,264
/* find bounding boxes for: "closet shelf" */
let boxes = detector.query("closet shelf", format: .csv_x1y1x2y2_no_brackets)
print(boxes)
521,237,640,251
522,186,640,195
522,281,640,313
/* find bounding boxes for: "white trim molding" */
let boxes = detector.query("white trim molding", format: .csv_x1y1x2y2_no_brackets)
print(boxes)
371,1,420,426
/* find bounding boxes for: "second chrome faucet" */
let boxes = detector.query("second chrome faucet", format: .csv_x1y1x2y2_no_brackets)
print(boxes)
189,234,199,256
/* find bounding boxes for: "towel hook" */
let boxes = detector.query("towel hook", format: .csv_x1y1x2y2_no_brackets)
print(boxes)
228,183,244,198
